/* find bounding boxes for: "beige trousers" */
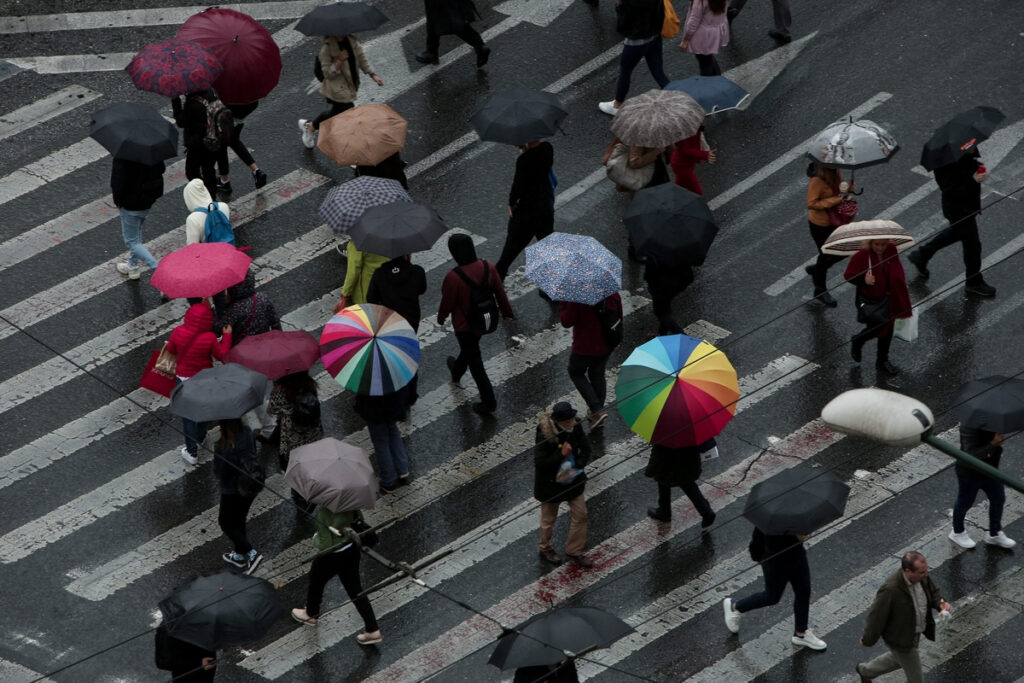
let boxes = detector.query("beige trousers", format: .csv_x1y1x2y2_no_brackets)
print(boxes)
539,494,588,556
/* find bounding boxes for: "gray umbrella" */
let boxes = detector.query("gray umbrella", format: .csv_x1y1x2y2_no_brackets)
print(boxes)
349,201,448,258
318,176,412,236
610,89,704,148
807,119,899,169
168,363,267,422
284,437,379,512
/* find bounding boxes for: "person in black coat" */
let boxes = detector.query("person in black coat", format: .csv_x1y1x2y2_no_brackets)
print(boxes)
367,254,428,410
354,385,412,492
111,158,165,279
514,661,580,683
214,270,282,345
416,0,491,67
495,140,556,280
154,623,216,682
356,151,409,190
534,402,592,568
214,419,264,574
643,258,693,335
644,440,716,527
215,101,267,194
171,89,221,199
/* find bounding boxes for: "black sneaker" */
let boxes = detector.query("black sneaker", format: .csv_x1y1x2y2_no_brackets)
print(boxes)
813,289,838,307
907,251,930,279
252,168,268,189
415,51,439,65
476,46,491,68
217,179,232,194
965,281,996,297
804,264,816,277
876,361,900,376
850,336,863,363
472,402,496,416
398,473,412,487
768,30,792,44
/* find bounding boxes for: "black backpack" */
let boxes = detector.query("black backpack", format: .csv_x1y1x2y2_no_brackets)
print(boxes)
594,299,623,348
454,261,500,334
313,55,324,82
190,91,233,152
292,390,322,428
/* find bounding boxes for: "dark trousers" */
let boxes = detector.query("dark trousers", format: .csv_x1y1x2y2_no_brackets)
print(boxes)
657,482,712,518
651,295,682,335
218,493,256,555
694,54,722,76
953,468,1005,534
729,0,792,36
177,378,208,457
495,208,554,279
615,37,670,103
852,323,894,366
916,215,983,284
735,557,811,632
217,123,256,175
808,221,845,292
568,352,610,412
426,23,485,55
453,331,496,409
306,546,379,631
312,99,354,130
185,146,218,199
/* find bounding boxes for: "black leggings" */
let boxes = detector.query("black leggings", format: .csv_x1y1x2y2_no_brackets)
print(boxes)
305,546,378,631
312,99,354,130
218,493,256,555
808,221,846,291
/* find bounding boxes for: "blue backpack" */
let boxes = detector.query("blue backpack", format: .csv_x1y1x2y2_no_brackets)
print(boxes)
193,203,234,244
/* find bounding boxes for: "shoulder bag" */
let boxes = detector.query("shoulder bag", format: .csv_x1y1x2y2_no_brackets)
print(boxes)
606,143,654,191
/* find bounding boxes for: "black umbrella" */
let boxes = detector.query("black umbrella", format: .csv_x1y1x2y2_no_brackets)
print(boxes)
89,102,178,165
159,571,285,650
295,2,388,36
469,89,568,146
920,106,1005,171
169,363,267,422
349,201,448,257
623,184,718,266
488,607,633,670
953,375,1024,433
743,469,850,536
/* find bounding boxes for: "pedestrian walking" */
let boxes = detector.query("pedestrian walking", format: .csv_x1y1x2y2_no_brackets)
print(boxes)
438,233,515,415
268,371,324,509
298,35,383,149
644,256,692,334
727,0,792,44
354,385,412,493
290,506,383,644
415,0,491,68
670,126,716,194
154,622,216,682
603,137,672,202
857,551,952,683
367,254,428,408
214,418,264,574
948,427,1016,549
184,178,232,245
844,239,911,376
337,242,390,307
355,151,410,190
495,140,556,280
558,292,622,427
678,0,729,76
535,402,593,568
805,162,849,307
111,158,164,280
644,440,716,526
723,528,827,650
599,0,669,116
215,101,268,193
906,148,996,297
171,89,223,199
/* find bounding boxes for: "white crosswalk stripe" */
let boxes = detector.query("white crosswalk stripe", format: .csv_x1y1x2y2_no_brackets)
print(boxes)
0,85,100,141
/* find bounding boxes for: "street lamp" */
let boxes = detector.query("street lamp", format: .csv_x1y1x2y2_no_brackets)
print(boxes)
820,388,1024,496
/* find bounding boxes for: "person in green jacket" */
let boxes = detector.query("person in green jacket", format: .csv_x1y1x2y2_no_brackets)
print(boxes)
336,242,389,308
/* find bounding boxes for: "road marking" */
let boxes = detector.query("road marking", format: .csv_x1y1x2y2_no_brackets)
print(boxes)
0,658,55,683
0,85,100,141
731,34,815,109
0,138,107,206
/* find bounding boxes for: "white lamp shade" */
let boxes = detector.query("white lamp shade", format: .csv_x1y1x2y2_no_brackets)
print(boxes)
821,388,934,448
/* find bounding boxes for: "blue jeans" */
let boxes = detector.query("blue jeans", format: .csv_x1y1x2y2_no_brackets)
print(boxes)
953,467,1005,534
176,378,209,457
735,557,811,633
615,37,670,103
119,208,158,269
367,421,408,488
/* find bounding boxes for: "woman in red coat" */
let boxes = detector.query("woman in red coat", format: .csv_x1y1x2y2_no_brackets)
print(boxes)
670,126,716,195
844,240,911,376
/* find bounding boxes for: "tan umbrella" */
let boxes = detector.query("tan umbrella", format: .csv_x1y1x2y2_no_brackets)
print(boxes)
821,219,916,256
317,103,408,166
610,89,704,147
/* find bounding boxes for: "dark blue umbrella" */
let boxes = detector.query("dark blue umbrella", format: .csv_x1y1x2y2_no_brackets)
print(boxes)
666,75,749,114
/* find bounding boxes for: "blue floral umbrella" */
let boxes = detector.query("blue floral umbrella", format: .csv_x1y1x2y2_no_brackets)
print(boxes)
524,232,621,304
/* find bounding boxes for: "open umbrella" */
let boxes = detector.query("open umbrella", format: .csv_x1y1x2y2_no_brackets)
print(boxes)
295,2,389,36
921,106,1005,171
285,437,379,512
623,184,718,266
125,37,223,97
470,89,568,145
317,104,408,167
159,571,285,650
150,242,251,298
319,176,412,236
524,233,621,304
224,330,320,380
169,363,268,422
665,75,749,114
952,376,1024,433
807,119,899,170
349,201,447,257
489,607,633,670
821,219,915,256
177,8,282,105
610,89,704,147
320,304,420,396
89,102,178,164
743,469,851,536
615,334,739,448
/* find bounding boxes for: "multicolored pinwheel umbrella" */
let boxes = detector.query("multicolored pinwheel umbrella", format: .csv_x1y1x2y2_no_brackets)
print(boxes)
615,334,739,447
319,304,420,396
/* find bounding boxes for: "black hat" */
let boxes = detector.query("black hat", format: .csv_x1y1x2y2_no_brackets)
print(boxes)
551,402,577,421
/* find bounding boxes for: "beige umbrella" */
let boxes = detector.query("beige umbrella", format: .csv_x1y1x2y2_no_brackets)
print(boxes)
610,89,704,147
317,103,408,166
821,219,916,256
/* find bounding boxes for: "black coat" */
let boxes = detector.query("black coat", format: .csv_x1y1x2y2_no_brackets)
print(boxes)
171,92,215,150
356,152,409,189
509,142,554,211
616,0,665,40
366,257,428,331
111,158,165,211
644,444,702,486
935,151,982,221
514,662,579,683
214,271,282,344
155,624,216,682
425,0,480,35
644,260,694,301
354,385,411,424
957,426,1002,476
213,426,257,495
534,415,591,503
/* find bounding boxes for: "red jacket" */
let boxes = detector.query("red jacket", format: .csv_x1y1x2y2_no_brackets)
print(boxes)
559,293,622,356
167,303,232,378
844,243,911,337
437,259,514,332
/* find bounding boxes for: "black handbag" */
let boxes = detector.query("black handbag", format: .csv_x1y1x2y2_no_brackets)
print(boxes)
350,515,379,549
856,291,890,327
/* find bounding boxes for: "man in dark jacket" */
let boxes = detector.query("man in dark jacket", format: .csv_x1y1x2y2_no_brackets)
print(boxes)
172,89,221,199
948,427,1015,549
644,440,716,526
368,254,428,411
857,551,952,682
534,402,592,567
598,0,669,116
644,258,692,335
415,0,491,68
558,293,622,427
111,158,165,280
495,140,555,279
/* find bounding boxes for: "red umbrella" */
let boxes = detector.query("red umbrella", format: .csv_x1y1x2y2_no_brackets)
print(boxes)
224,330,321,379
177,8,282,105
126,38,223,97
150,243,251,298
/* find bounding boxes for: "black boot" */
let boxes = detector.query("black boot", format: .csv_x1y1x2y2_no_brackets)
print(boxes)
415,51,439,65
647,506,671,522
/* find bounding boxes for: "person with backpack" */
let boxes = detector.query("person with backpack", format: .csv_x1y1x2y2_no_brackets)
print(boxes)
215,101,268,194
437,233,515,415
268,371,324,509
110,157,165,280
558,292,622,428
495,140,556,280
213,418,264,575
183,178,233,245
172,89,230,198
354,384,412,493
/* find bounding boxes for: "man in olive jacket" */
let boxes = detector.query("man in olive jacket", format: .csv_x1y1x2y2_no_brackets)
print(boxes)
534,402,592,568
856,551,952,683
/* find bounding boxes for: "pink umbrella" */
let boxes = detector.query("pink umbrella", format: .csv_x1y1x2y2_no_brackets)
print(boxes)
150,242,251,298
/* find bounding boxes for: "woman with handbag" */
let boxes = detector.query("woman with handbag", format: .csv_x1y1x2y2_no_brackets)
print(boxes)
844,239,911,376
603,137,672,262
805,163,854,307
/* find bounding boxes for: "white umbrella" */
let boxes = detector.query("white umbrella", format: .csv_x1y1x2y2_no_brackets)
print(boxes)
807,119,898,169
821,219,915,256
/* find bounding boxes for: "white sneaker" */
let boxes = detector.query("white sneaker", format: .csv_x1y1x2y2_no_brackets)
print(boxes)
984,531,1017,548
298,118,316,148
948,529,976,549
180,447,198,466
723,597,741,633
116,262,141,280
792,629,827,651
598,100,619,116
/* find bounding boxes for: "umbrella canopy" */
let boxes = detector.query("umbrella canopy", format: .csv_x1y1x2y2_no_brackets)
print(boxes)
295,2,389,36
150,242,251,298
820,219,915,256
615,334,739,447
317,104,408,167
524,232,621,304
319,176,412,236
610,89,704,147
469,89,568,145
665,75,749,114
320,304,420,396
284,437,379,513
920,106,1005,171
348,201,448,257
224,330,320,380
807,119,899,169
177,8,282,105
623,184,718,266
743,469,851,536
169,363,268,422
159,571,285,650
125,37,223,97
489,607,633,670
952,376,1024,433
89,102,178,165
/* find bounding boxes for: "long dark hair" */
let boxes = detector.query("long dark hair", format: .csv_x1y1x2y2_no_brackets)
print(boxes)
218,418,244,449
708,0,727,13
276,371,318,402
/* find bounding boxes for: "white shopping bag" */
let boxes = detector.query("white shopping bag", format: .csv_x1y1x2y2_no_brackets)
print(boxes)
894,309,919,342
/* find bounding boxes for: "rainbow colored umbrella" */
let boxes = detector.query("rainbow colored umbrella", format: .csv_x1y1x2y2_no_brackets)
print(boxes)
319,304,419,396
615,334,739,447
